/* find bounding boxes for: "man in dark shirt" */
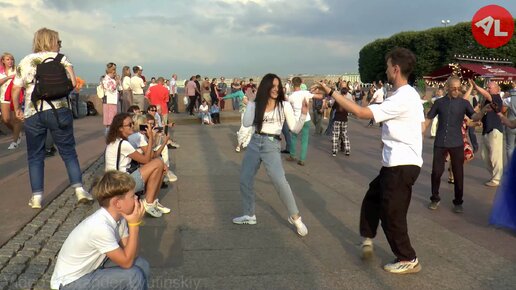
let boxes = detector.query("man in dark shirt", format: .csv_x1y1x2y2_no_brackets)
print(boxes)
423,76,479,213
470,79,504,187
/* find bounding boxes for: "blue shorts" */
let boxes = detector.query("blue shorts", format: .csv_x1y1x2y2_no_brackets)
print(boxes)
130,169,145,192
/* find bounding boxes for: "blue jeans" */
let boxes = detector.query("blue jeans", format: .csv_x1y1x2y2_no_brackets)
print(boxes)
239,134,299,216
60,257,149,290
24,108,82,195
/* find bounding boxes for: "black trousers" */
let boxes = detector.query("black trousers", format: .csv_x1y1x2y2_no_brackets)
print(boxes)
186,96,197,115
431,146,464,205
360,165,420,261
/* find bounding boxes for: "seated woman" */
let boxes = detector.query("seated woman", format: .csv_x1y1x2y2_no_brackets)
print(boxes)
130,114,177,185
105,112,169,218
199,99,213,125
210,99,221,124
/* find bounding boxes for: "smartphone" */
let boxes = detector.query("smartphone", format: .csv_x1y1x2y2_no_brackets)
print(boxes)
139,124,147,131
155,127,163,132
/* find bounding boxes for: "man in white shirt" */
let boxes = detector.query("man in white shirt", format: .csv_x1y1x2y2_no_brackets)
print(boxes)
430,88,445,138
51,171,149,289
311,47,423,274
286,77,323,166
169,74,178,113
130,66,146,111
367,81,385,127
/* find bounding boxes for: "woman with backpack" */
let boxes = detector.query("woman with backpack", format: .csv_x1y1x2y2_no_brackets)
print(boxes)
0,52,22,150
10,27,93,208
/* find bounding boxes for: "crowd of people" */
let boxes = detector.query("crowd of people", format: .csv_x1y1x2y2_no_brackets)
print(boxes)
2,27,516,289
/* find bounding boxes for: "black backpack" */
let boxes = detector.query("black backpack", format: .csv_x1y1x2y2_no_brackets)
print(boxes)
31,53,74,127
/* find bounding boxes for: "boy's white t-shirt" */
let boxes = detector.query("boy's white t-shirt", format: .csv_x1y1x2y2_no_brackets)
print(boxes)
50,208,129,289
288,90,313,122
105,139,136,172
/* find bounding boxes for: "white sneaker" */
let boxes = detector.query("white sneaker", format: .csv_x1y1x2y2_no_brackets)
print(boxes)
143,200,163,218
155,199,171,214
235,146,241,152
361,238,374,259
170,141,180,148
288,216,308,236
167,170,178,183
7,142,18,150
28,195,42,209
232,215,257,225
16,137,21,145
75,187,94,203
383,258,421,274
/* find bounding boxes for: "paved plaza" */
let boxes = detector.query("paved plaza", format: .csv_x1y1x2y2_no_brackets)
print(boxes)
0,114,515,289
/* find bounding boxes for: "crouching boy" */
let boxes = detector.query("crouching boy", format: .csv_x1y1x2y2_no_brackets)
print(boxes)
51,171,149,290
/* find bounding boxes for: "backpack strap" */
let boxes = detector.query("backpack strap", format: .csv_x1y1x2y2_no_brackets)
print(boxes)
54,53,64,63
116,139,123,171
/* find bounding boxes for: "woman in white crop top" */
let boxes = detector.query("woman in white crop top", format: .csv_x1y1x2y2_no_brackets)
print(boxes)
232,73,309,236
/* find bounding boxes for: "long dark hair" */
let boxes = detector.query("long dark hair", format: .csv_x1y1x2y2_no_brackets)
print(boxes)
253,73,285,133
106,113,131,144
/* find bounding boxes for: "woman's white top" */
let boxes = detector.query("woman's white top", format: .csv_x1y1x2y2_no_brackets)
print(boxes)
243,101,306,135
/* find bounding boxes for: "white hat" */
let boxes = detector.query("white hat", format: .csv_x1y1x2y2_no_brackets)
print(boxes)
137,65,143,70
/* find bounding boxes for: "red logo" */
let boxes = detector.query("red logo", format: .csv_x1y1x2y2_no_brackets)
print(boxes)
471,5,514,48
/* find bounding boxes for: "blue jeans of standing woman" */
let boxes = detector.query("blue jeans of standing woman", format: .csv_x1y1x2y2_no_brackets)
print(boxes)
239,134,300,217
24,108,83,195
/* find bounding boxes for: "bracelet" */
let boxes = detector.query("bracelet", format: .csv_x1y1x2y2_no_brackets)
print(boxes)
128,221,143,227
328,88,335,97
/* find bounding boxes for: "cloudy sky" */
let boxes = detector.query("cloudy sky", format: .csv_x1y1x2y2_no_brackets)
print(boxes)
0,0,514,82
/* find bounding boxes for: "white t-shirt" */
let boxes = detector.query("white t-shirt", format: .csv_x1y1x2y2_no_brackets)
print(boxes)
0,67,15,102
130,76,145,94
122,76,131,91
50,208,129,289
199,104,209,113
243,101,306,135
289,90,313,122
105,139,136,172
370,88,384,104
368,84,424,167
169,78,177,94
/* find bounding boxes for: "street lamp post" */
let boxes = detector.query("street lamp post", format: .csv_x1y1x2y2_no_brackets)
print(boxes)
441,19,451,27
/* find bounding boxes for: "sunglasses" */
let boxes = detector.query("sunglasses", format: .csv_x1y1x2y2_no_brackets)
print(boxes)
123,122,134,127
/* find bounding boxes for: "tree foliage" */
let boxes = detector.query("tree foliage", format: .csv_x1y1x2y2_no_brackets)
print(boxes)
358,20,516,83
